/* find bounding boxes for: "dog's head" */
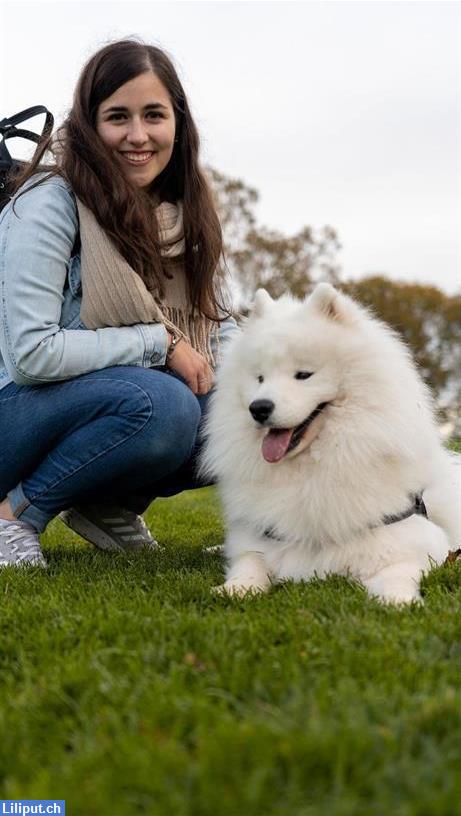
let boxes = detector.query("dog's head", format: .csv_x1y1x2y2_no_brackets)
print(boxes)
233,283,366,463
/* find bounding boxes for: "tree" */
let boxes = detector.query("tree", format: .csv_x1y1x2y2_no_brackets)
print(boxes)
341,276,461,423
208,167,340,309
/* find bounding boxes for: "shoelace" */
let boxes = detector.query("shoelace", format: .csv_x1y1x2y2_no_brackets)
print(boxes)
0,522,40,552
136,516,151,534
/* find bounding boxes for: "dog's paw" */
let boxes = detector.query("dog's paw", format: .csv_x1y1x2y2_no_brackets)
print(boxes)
211,580,267,598
364,578,422,605
372,587,423,606
363,562,424,605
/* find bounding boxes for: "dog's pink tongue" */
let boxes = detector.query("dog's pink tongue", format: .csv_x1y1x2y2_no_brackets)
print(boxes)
262,428,294,463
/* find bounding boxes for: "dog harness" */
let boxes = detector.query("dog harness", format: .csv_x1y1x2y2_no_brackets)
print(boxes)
263,493,428,542
379,493,427,526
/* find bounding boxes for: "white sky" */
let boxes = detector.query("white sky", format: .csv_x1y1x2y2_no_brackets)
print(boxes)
1,0,460,294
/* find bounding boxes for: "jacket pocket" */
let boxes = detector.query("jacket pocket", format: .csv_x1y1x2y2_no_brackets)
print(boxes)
68,255,82,296
61,256,86,329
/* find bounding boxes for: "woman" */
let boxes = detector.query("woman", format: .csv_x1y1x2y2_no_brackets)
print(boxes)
0,39,238,566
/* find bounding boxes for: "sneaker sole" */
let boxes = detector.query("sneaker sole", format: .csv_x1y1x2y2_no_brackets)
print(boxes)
0,558,48,568
59,509,126,552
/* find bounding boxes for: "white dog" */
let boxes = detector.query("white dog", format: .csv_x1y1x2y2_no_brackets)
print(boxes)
201,283,461,603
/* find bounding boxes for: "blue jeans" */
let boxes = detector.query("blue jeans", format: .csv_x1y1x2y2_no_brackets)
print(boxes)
0,366,211,533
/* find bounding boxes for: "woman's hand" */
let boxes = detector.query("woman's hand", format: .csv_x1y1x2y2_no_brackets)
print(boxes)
166,335,214,395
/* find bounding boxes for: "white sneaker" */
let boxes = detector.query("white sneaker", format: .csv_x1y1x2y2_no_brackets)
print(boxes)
0,518,47,567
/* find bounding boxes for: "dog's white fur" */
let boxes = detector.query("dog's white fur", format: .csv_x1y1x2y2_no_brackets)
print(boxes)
201,283,461,603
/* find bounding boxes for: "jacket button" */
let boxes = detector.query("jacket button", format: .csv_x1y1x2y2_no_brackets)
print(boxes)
150,351,162,364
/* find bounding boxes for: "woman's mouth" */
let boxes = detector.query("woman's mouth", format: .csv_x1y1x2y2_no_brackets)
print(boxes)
119,151,155,166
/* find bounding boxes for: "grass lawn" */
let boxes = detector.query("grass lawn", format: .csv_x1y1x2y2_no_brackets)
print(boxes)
1,444,460,815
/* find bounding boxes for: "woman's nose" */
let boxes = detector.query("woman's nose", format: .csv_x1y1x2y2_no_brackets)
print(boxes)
126,117,149,145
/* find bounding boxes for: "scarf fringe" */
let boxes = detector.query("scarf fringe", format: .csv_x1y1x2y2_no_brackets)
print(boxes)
163,307,219,368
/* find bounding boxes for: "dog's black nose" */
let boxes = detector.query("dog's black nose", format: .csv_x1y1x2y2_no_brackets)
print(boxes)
249,399,275,423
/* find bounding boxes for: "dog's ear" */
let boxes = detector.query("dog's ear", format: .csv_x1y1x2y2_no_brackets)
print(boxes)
308,283,359,324
252,289,274,317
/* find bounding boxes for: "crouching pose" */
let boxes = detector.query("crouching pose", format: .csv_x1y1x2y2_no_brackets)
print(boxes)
0,39,238,566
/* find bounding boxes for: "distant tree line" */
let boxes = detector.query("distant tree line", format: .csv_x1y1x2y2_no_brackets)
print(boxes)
209,168,461,429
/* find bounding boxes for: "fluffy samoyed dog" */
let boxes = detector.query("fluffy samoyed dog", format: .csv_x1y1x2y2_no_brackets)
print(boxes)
201,283,461,603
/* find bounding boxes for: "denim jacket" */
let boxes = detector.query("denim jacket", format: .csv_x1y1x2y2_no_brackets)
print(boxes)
0,174,239,392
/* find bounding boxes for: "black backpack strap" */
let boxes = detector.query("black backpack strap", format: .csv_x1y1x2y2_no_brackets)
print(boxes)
0,106,53,128
0,106,54,137
0,106,54,166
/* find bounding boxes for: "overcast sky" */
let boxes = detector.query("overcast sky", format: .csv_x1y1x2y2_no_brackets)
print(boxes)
1,0,460,294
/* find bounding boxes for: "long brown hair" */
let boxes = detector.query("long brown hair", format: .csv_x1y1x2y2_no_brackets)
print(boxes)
13,38,229,321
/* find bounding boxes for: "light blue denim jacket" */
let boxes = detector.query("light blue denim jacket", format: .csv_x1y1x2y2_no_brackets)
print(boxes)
0,174,239,391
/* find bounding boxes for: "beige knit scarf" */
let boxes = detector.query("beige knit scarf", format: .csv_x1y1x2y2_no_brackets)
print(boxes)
76,197,217,365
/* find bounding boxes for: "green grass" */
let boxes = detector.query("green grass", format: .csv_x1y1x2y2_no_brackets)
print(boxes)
450,438,461,454
1,456,461,815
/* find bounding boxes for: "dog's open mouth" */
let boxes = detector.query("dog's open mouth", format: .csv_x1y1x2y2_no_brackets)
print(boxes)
261,402,329,463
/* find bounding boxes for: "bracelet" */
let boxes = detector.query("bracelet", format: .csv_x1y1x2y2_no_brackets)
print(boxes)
166,331,182,359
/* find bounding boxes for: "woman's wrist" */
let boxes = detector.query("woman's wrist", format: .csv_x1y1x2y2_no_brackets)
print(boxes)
166,330,182,360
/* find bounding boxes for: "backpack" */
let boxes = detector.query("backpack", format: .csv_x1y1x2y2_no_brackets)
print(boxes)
0,106,54,211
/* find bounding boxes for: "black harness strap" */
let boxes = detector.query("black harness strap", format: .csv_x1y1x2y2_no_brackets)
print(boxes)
381,493,427,526
264,493,428,542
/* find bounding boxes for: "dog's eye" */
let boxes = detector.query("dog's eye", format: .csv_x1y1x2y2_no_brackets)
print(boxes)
295,371,313,380
257,375,264,383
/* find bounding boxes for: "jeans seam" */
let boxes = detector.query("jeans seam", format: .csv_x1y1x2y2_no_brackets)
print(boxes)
24,378,155,503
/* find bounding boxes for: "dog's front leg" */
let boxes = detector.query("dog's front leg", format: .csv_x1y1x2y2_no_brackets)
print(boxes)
214,524,271,597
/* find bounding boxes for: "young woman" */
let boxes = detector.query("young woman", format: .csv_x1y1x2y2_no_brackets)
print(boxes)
0,39,238,566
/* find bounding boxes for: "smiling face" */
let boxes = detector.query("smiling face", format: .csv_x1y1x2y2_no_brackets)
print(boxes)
96,70,176,190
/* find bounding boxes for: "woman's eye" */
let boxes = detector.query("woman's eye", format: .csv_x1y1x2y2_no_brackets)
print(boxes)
257,375,264,383
107,112,163,122
294,371,313,380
